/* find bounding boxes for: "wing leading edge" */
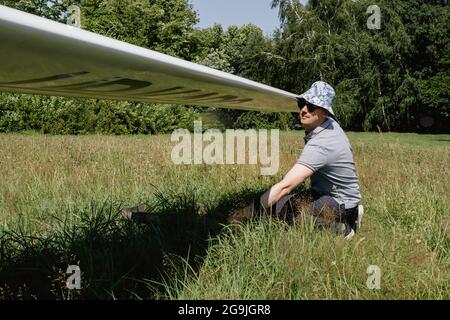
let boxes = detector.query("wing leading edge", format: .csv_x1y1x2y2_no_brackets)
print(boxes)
0,5,299,113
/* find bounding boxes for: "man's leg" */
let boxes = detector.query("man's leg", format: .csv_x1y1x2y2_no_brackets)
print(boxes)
289,193,356,239
227,191,313,224
121,203,161,224
227,198,269,224
276,191,313,223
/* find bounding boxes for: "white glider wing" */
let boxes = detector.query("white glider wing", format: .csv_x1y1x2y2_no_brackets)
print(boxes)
0,5,298,112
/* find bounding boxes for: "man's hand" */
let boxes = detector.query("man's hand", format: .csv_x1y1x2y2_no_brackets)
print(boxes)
260,164,314,209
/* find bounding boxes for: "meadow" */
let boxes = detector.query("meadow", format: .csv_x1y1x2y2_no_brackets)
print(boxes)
0,131,449,299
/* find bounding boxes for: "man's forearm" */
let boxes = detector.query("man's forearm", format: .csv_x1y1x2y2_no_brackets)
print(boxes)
260,182,291,209
259,164,312,210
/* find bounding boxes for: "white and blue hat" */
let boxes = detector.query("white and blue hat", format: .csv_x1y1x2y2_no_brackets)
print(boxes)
297,81,336,116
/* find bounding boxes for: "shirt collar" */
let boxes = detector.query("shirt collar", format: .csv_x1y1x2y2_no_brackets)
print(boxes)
304,117,332,144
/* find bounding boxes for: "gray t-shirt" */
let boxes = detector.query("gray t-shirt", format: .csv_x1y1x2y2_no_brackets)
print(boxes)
297,117,361,209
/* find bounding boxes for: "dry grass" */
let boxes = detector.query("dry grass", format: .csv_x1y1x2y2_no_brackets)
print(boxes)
0,131,449,299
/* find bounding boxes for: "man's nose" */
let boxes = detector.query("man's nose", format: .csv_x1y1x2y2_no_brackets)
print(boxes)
300,105,308,114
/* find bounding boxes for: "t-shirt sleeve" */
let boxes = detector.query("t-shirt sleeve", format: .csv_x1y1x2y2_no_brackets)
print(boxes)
297,143,328,172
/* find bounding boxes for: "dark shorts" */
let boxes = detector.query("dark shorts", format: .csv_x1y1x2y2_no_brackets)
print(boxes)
277,191,358,228
228,191,359,230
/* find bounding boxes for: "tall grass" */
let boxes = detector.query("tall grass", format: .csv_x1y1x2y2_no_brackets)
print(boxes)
0,132,449,299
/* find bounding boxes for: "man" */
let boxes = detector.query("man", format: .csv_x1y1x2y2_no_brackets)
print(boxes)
230,81,363,240
122,81,363,239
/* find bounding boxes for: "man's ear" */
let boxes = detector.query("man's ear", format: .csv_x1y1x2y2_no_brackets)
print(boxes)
318,107,329,118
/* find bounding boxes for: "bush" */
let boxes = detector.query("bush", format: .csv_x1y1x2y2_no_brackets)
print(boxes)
0,93,200,135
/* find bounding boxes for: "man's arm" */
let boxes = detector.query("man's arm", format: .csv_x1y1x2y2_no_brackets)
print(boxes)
260,164,314,209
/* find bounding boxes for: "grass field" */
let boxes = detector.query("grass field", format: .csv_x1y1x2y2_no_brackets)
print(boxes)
0,131,449,299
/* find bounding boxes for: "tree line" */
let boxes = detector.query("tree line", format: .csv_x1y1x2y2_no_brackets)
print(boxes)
0,0,448,134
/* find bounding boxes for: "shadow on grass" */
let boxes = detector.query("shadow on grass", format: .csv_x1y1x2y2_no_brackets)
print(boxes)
0,187,264,300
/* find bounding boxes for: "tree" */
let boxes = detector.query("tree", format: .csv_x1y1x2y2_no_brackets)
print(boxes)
270,0,449,132
0,0,202,134
1,0,448,133
0,0,66,20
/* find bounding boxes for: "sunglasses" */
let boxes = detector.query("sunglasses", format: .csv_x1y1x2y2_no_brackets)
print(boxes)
297,100,318,113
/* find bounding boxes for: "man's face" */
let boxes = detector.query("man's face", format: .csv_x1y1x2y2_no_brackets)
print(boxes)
297,101,329,131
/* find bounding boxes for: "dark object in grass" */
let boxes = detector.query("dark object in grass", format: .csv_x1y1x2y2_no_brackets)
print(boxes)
121,203,161,225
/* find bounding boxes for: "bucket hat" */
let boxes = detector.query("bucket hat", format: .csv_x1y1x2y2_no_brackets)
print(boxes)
297,81,336,116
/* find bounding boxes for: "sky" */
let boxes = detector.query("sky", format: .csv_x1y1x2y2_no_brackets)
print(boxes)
189,0,308,35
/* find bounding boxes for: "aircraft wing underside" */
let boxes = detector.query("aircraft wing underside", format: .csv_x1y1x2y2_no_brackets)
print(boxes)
0,5,299,113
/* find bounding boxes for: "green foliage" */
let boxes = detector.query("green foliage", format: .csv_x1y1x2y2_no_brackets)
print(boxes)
0,0,448,133
233,111,295,130
0,0,200,60
193,23,293,130
78,0,198,60
0,0,201,134
0,133,448,298
268,0,449,132
0,94,199,134
0,0,66,21
418,42,450,131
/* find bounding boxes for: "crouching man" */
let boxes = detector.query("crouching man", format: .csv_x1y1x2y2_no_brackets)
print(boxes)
230,81,364,239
